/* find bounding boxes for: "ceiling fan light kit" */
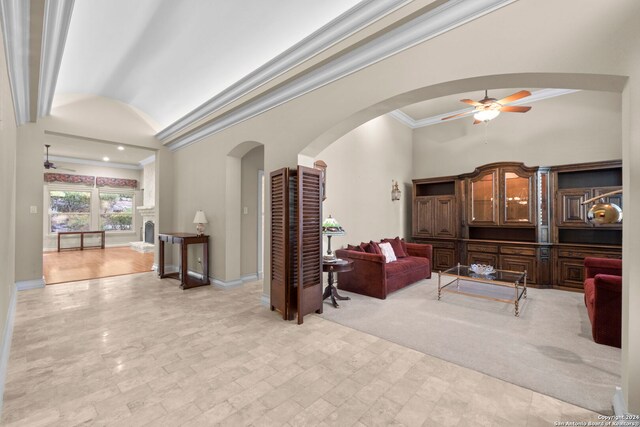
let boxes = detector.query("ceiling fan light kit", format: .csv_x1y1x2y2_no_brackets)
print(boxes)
442,89,533,124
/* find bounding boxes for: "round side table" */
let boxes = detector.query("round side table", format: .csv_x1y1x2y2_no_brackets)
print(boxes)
322,259,353,308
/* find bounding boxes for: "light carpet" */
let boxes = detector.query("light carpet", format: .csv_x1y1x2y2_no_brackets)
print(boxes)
320,277,620,414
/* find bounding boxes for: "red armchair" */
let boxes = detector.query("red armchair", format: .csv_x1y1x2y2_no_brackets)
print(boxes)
583,257,622,348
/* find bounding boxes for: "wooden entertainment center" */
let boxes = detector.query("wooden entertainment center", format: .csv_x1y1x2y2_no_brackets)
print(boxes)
412,160,622,291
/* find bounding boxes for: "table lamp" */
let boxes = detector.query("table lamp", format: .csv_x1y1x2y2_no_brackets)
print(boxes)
322,215,345,260
193,210,208,236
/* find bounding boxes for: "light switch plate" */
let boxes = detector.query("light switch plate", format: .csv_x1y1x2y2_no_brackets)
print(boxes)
243,207,248,215
30,206,38,214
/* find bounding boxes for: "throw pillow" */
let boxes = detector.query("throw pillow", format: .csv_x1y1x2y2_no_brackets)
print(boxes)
382,237,407,258
378,242,397,263
347,244,364,252
369,241,382,255
400,238,408,255
360,242,373,253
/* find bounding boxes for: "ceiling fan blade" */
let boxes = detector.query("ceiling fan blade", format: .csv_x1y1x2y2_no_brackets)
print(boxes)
499,105,532,113
496,90,531,105
473,119,483,125
460,99,482,106
441,110,474,121
58,167,76,172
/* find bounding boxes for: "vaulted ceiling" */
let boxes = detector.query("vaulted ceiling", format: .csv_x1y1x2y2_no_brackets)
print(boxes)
55,0,362,131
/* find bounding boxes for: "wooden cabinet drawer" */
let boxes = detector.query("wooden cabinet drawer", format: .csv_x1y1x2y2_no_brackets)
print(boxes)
467,243,498,253
467,251,498,267
556,258,586,290
433,248,456,271
500,246,536,256
557,248,621,259
501,255,536,284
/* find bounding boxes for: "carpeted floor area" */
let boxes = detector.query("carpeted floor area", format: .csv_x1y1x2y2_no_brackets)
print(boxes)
320,276,620,414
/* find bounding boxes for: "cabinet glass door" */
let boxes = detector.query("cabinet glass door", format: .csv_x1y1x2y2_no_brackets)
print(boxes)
470,172,496,224
504,172,533,223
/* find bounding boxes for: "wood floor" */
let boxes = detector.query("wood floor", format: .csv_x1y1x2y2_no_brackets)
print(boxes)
43,247,154,285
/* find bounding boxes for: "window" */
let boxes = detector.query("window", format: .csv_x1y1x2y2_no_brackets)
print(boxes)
99,191,134,231
49,190,91,232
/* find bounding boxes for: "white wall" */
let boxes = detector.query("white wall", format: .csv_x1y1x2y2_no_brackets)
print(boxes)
42,162,143,250
0,25,18,393
315,115,413,249
412,90,622,178
142,160,155,206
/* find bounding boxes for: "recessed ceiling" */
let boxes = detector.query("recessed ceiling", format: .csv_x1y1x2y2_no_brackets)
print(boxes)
55,0,362,130
45,133,155,166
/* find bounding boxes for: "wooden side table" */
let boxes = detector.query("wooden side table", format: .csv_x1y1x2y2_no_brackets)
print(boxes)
158,233,210,289
322,259,353,308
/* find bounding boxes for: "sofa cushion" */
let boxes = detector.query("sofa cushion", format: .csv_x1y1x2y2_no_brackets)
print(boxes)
347,244,364,252
584,278,596,323
382,237,408,258
379,242,397,263
369,241,382,255
385,256,429,275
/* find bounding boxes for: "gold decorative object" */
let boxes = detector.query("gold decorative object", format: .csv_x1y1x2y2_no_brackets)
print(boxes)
581,189,623,225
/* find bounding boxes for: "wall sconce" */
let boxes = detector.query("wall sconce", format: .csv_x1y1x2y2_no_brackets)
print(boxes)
193,210,208,236
391,180,401,201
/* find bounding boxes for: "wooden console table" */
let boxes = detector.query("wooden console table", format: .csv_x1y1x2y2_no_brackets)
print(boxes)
158,233,210,289
57,230,105,252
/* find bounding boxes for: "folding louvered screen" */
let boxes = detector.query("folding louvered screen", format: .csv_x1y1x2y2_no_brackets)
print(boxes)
296,166,323,324
270,168,291,320
270,166,323,324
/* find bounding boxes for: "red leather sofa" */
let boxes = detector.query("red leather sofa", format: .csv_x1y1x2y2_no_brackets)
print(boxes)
335,239,432,299
583,257,622,348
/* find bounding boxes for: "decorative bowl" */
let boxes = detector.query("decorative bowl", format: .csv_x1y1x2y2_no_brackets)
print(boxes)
470,264,496,275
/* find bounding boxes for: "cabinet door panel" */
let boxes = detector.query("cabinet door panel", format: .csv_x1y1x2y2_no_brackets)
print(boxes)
502,169,535,225
557,189,590,227
413,198,434,237
468,171,498,225
500,255,536,284
434,196,457,237
467,251,498,267
433,248,456,271
556,258,586,290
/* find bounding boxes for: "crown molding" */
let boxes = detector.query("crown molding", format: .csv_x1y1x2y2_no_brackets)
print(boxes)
390,88,581,128
0,0,30,124
157,0,410,142
138,154,155,166
47,155,142,170
165,0,516,151
38,0,75,118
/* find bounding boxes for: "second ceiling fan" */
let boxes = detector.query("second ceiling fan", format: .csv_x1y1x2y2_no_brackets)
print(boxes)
442,89,532,124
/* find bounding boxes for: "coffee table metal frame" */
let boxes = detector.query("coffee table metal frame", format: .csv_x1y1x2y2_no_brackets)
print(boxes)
438,263,527,317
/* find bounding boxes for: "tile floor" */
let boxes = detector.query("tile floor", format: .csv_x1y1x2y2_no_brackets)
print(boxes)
2,272,601,426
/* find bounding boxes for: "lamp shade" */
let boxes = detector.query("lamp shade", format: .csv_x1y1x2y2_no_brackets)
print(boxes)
473,109,500,122
193,210,208,224
322,215,345,235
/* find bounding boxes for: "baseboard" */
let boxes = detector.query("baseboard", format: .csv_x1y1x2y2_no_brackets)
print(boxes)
0,284,17,418
260,292,270,307
16,277,45,291
612,386,638,418
211,278,244,289
241,273,259,283
152,264,177,273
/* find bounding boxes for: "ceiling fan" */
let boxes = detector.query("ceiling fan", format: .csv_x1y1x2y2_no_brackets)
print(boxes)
44,145,75,172
442,89,532,124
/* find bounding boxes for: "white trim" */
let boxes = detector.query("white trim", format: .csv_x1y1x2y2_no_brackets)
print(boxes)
152,264,178,273
16,277,45,291
613,386,638,418
47,155,142,170
260,293,270,308
211,278,244,289
0,284,17,418
389,88,581,128
241,273,259,283
388,110,417,128
0,0,30,124
165,0,516,151
257,170,264,280
157,0,410,141
138,154,155,166
38,0,75,118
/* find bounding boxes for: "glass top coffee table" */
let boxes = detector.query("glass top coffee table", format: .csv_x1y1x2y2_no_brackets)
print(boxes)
438,263,527,316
